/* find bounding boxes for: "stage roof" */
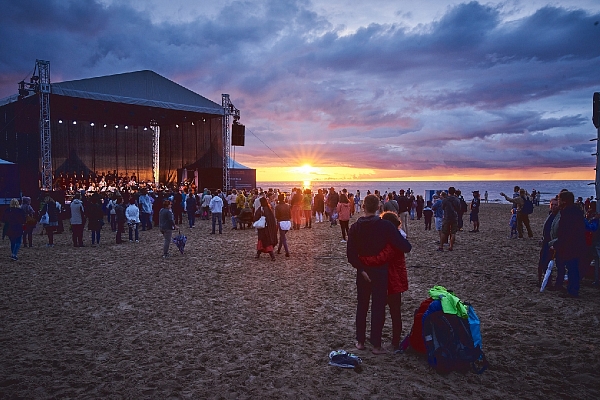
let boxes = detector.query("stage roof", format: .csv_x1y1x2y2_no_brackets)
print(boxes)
51,70,224,116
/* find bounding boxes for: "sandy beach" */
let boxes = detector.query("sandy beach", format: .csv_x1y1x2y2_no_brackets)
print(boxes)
1,202,599,399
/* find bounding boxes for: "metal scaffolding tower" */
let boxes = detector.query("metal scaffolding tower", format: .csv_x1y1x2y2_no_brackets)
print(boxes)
222,94,240,191
151,120,160,186
18,60,52,190
38,61,52,190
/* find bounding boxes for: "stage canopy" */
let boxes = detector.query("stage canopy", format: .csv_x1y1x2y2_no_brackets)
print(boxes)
0,69,235,191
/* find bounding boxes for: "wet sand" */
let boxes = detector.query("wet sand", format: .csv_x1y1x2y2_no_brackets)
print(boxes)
1,203,599,399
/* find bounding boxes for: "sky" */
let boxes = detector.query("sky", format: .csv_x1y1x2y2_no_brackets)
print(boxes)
1,0,600,182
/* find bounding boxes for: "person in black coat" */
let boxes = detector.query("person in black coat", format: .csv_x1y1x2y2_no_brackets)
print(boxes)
2,198,26,260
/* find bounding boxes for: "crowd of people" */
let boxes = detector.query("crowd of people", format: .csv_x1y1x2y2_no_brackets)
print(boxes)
3,180,598,356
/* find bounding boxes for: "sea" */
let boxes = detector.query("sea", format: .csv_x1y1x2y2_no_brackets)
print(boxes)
256,180,597,204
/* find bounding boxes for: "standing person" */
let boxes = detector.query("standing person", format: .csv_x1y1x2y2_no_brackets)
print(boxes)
484,190,488,204
416,195,425,220
70,193,85,247
126,198,141,242
20,196,36,248
86,193,104,246
469,191,481,232
354,190,361,214
2,199,26,261
500,188,534,239
201,189,212,220
337,193,352,243
209,189,224,234
228,189,239,229
185,191,197,228
114,197,126,244
423,201,433,230
254,197,277,260
313,189,325,223
347,194,412,354
138,189,153,230
359,212,410,353
326,187,339,226
302,189,313,228
41,195,59,247
383,193,399,214
456,190,467,231
108,194,118,232
290,188,303,230
159,200,177,258
431,194,444,246
275,193,291,257
439,187,461,252
549,191,586,298
172,188,184,225
396,189,411,236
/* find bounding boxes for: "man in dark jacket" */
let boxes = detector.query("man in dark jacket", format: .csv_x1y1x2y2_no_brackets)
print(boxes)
550,191,586,298
326,187,339,226
347,194,412,354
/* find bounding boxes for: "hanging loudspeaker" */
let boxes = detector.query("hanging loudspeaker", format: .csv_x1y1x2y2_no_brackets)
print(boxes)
232,122,245,146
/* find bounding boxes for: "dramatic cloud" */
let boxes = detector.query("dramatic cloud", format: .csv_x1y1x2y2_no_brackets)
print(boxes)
1,0,599,178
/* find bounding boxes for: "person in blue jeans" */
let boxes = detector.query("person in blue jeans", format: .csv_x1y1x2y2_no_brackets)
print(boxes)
347,194,412,354
125,197,141,242
209,189,224,234
186,191,197,228
549,190,586,298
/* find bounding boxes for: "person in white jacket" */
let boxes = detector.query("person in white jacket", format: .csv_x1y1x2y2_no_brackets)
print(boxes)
125,198,141,242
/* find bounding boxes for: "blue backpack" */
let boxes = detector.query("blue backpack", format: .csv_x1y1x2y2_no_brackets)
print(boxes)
521,196,534,215
422,300,488,374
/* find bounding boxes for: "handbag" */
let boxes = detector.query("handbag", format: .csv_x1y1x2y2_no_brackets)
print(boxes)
40,212,49,225
279,220,292,231
26,215,37,226
253,216,267,229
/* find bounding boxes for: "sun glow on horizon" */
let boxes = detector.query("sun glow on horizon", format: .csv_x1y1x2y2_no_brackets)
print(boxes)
254,165,594,182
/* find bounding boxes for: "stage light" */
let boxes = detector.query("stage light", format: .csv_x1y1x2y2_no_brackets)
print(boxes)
58,120,63,124
115,125,119,129
175,124,179,128
143,127,148,131
90,122,95,126
72,121,77,125
103,124,107,128
125,125,129,129
191,122,194,126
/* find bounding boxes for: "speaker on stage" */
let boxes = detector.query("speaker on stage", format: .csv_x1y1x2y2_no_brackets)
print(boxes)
232,122,245,146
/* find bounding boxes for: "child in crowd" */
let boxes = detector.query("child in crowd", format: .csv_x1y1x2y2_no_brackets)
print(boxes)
423,201,433,230
509,208,518,238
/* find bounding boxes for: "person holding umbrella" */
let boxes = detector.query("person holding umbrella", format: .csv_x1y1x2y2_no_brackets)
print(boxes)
159,200,178,258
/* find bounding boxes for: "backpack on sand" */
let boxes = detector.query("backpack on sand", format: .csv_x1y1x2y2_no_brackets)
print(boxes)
521,196,534,215
399,287,489,375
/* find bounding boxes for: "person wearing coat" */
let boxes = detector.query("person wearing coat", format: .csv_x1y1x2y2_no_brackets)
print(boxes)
125,198,141,242
86,193,104,246
20,196,36,248
254,197,278,260
2,198,26,261
41,195,60,247
70,193,85,247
